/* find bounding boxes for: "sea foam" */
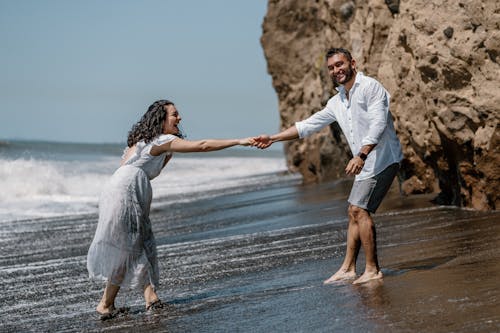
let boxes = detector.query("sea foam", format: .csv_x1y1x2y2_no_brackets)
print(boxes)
0,154,295,222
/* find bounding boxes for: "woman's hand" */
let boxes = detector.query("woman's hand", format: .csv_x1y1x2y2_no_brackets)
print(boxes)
239,137,254,146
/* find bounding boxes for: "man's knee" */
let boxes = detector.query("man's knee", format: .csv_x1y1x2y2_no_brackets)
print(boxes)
348,205,369,221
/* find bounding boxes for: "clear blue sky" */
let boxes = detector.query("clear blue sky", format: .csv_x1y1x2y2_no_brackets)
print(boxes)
0,0,280,144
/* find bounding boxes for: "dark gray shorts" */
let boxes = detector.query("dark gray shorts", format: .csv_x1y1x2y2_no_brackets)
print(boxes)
348,163,400,213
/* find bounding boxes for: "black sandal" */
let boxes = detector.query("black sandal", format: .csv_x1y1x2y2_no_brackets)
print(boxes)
99,307,129,321
146,299,165,312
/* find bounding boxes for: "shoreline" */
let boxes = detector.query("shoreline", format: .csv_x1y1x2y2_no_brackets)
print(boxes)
0,179,499,332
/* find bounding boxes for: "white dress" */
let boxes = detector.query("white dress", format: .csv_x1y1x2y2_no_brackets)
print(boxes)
87,134,177,290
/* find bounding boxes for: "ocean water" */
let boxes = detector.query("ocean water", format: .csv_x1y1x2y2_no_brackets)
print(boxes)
0,140,299,222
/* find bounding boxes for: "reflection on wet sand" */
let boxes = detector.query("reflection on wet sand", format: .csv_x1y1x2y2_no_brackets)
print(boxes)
0,179,499,332
354,205,500,333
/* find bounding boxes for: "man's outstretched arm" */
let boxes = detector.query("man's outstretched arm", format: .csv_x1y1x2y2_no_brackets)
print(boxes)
253,125,299,149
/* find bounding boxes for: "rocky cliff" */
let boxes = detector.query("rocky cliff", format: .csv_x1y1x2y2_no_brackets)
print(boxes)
261,0,499,210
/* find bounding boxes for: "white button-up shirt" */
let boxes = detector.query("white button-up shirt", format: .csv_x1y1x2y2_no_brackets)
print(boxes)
295,72,403,180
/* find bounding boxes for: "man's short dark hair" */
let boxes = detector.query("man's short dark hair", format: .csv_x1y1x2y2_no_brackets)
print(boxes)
326,48,353,62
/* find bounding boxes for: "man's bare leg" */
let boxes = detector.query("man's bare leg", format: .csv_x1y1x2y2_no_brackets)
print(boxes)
352,207,383,285
97,282,120,314
324,205,361,284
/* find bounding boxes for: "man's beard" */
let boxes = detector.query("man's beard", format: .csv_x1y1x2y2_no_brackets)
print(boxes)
332,65,354,86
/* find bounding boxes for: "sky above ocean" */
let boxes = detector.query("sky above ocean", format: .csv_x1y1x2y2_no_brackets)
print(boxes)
0,0,280,145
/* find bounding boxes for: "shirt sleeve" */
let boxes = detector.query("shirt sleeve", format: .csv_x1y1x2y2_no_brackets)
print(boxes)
295,106,336,139
361,81,390,146
154,134,178,146
121,146,130,160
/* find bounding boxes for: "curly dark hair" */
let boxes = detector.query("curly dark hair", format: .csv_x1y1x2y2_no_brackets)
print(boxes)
126,99,174,147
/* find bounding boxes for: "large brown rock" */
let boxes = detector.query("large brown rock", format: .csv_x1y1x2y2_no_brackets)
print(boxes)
261,0,499,210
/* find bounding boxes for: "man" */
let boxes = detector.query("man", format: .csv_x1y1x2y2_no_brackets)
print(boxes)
253,48,403,285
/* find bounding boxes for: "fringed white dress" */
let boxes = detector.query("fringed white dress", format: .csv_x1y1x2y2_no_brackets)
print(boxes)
87,134,177,290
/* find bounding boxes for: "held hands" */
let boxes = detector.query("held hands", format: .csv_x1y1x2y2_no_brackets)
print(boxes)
345,156,365,176
250,135,273,149
238,135,273,148
239,137,253,146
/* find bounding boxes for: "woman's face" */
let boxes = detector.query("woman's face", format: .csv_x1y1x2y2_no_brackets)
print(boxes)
162,104,182,135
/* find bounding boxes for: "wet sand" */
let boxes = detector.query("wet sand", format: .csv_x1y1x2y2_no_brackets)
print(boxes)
1,179,499,332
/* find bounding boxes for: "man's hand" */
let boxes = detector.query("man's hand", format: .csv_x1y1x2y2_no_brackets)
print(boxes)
345,156,365,176
252,135,273,149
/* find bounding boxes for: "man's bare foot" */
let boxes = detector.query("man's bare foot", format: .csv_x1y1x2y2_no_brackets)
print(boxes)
323,269,357,284
352,270,383,285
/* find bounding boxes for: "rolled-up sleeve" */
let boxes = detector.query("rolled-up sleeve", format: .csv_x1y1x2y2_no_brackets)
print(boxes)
295,106,336,139
361,82,390,146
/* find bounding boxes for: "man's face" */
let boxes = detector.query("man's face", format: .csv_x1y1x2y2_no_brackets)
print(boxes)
327,53,355,86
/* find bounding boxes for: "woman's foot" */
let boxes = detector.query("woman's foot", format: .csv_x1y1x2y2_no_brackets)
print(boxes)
97,302,117,321
144,284,164,312
146,299,165,312
96,301,115,314
97,304,129,321
97,282,122,320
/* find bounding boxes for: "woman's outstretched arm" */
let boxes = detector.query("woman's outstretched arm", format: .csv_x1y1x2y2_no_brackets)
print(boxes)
150,137,252,155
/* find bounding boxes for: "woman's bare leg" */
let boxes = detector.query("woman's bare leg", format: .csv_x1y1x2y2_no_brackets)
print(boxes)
96,282,120,314
144,284,160,308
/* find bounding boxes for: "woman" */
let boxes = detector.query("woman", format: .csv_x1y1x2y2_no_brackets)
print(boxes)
87,99,252,320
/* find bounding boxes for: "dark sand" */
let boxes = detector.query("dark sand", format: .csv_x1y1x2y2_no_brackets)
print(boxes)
1,179,499,332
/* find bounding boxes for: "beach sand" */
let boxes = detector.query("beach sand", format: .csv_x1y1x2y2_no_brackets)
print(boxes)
1,179,499,332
